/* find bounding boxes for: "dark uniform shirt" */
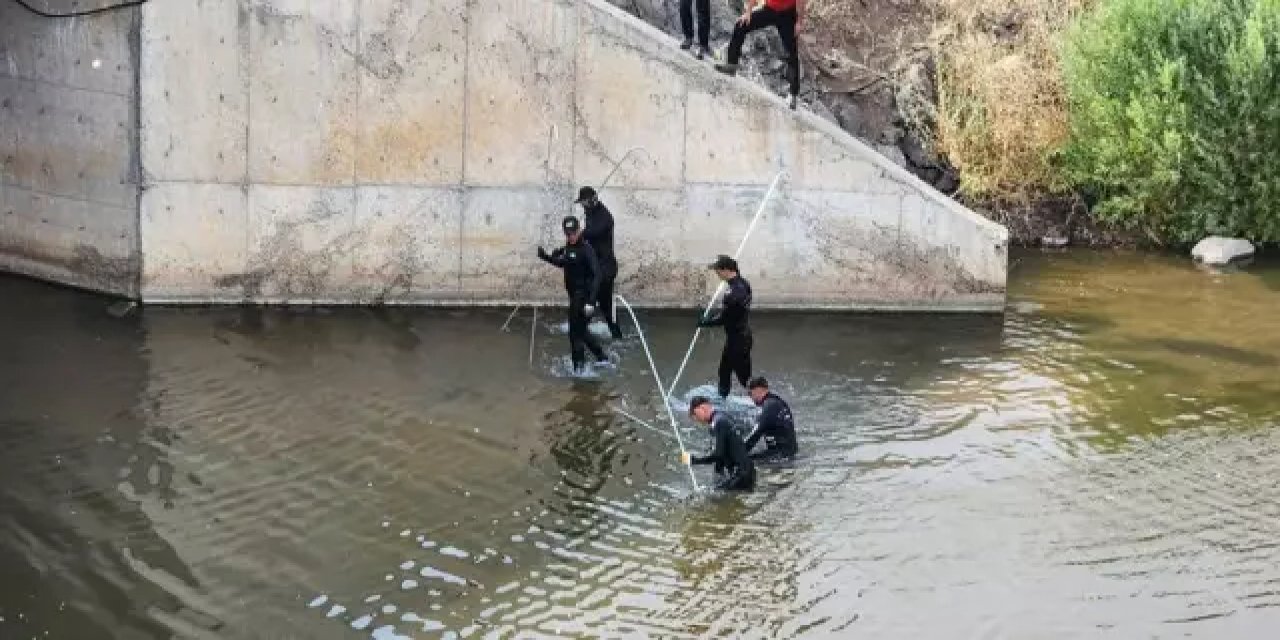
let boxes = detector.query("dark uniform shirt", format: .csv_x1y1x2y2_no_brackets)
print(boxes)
691,410,756,490
702,275,752,337
539,240,602,301
745,392,798,457
582,203,617,277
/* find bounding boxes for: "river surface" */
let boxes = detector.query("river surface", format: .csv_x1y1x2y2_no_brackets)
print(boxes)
2,250,1280,639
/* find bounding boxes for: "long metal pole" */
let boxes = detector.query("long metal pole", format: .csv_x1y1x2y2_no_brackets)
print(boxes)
610,404,678,441
614,294,699,490
665,171,785,400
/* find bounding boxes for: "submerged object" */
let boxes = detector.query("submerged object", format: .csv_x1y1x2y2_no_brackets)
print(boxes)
1192,236,1255,266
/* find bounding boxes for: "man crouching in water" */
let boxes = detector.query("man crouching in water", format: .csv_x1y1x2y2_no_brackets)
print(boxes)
745,376,798,462
681,396,756,491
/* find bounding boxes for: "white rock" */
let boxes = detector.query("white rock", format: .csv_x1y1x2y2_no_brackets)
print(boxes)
1191,236,1255,265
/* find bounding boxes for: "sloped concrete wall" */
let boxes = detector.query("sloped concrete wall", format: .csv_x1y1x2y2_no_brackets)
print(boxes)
0,2,141,297
139,0,1007,310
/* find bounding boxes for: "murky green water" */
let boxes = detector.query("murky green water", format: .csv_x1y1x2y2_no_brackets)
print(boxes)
3,250,1280,639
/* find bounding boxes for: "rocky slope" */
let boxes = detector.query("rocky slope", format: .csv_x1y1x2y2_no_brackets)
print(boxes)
609,0,1130,246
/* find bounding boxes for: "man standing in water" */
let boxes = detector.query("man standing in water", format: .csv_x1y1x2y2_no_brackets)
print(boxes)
575,186,624,340
744,377,798,461
537,216,610,375
682,396,756,491
697,255,754,399
714,0,806,110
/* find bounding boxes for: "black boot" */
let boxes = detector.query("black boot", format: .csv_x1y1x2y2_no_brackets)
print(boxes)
714,62,738,76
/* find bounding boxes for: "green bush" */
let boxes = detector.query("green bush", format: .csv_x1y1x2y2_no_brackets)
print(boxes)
1062,0,1280,245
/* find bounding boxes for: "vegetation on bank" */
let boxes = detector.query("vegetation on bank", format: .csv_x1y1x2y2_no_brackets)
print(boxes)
1062,0,1280,244
925,0,1280,245
931,0,1090,202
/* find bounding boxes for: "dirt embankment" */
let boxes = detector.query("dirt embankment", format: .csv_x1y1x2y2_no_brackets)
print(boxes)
611,0,1132,247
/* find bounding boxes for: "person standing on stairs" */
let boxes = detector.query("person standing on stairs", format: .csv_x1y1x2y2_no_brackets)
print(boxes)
714,0,806,110
679,0,712,60
575,186,624,340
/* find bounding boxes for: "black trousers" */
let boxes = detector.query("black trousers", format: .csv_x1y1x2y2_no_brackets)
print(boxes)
727,5,800,97
596,270,622,338
568,295,606,369
680,0,711,48
718,332,753,398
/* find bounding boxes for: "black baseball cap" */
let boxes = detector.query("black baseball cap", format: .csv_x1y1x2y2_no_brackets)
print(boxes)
709,255,738,272
688,396,712,415
747,376,769,389
574,186,597,203
562,215,581,235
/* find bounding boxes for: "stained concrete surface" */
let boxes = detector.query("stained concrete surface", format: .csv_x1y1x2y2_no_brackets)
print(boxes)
135,0,1007,310
0,1,141,297
3,0,1007,310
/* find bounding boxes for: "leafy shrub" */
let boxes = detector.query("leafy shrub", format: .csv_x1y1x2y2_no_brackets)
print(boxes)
1062,0,1280,244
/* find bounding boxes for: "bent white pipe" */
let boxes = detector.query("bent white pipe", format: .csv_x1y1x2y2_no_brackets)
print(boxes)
614,294,699,491
665,170,785,400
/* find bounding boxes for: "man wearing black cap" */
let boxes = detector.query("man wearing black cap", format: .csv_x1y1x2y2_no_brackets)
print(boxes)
575,186,623,340
682,396,756,491
745,376,798,462
537,216,609,374
697,255,754,399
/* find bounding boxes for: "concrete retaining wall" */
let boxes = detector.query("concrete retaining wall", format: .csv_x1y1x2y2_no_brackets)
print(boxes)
4,0,1007,310
0,2,141,297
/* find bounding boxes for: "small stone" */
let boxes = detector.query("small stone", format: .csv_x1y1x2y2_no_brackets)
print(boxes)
1041,233,1069,249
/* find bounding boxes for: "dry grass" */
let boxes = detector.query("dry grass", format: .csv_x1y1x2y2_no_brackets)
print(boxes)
929,0,1094,201
807,0,869,25
803,0,1090,202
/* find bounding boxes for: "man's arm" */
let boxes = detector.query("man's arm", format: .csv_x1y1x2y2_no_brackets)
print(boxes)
537,246,565,268
691,420,727,465
698,284,739,326
796,0,807,31
744,398,779,452
715,282,747,325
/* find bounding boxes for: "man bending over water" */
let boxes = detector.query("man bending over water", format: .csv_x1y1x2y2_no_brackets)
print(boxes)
745,377,798,462
682,396,756,491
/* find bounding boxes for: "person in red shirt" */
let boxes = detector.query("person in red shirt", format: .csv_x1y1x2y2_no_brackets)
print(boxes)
714,0,807,109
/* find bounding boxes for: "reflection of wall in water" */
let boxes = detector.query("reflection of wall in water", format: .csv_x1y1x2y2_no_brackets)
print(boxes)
0,278,195,637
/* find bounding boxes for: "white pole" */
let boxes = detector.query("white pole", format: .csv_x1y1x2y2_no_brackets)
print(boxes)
614,294,700,491
610,404,678,441
528,306,538,367
665,170,785,400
